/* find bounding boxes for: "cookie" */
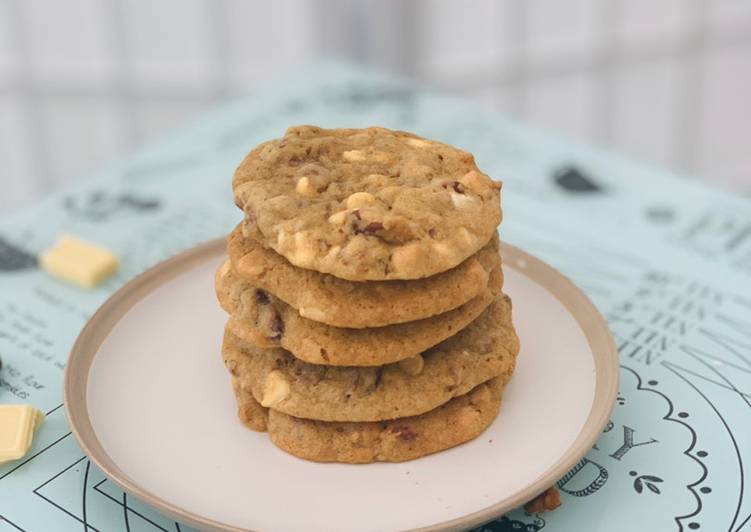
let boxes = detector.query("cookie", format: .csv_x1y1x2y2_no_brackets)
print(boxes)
230,377,267,432
215,260,503,366
228,225,501,328
222,296,518,422
231,377,504,463
233,126,502,281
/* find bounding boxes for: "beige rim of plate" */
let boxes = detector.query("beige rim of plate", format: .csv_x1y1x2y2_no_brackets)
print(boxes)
64,238,619,532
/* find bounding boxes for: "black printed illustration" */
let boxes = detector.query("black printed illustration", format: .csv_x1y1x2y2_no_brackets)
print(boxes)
553,166,604,193
645,205,676,224
63,190,161,221
673,207,751,274
474,515,546,532
0,236,37,272
605,271,751,531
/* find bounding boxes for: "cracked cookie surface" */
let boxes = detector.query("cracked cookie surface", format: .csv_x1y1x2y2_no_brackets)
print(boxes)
215,259,503,366
231,377,504,463
228,224,500,328
221,295,518,422
233,126,502,281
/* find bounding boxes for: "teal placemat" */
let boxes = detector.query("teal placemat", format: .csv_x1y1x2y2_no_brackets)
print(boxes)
1,62,749,532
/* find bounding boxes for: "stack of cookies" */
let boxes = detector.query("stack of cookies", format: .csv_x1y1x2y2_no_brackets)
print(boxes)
215,126,520,463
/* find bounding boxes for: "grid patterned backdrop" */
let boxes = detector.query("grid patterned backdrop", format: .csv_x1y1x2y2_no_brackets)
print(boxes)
1,0,751,213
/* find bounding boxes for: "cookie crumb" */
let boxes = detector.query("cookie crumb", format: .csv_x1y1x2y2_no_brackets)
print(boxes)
524,486,562,513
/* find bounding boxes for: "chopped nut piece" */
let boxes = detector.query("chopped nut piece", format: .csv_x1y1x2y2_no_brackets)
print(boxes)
269,313,284,340
391,425,418,441
255,289,270,305
440,180,465,193
354,221,384,236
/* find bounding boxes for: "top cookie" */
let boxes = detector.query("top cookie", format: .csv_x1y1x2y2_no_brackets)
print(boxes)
233,126,502,281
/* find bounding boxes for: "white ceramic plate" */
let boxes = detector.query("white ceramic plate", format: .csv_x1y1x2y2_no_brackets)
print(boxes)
65,239,618,532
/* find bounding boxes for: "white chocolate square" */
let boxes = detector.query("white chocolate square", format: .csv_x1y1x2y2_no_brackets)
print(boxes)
40,235,119,289
0,405,45,464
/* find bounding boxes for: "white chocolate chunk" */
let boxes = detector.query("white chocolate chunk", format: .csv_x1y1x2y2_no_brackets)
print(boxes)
432,241,454,256
459,170,491,194
260,371,290,407
325,245,341,259
39,235,119,289
0,405,45,464
391,242,422,274
346,192,376,209
277,231,290,248
295,177,315,196
288,232,315,264
219,260,232,278
398,355,424,376
450,192,479,211
456,227,477,247
342,150,366,162
406,138,432,148
328,210,348,225
299,306,328,322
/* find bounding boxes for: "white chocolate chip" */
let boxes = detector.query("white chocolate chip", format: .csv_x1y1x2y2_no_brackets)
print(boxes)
288,232,316,264
325,245,341,259
328,210,348,225
241,222,254,239
290,247,315,264
299,306,328,322
219,260,231,278
346,191,376,209
432,241,453,256
459,170,491,194
456,227,477,247
276,231,290,248
295,177,315,196
406,138,431,148
342,150,366,162
260,370,290,407
398,355,424,376
391,242,422,274
450,192,479,211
